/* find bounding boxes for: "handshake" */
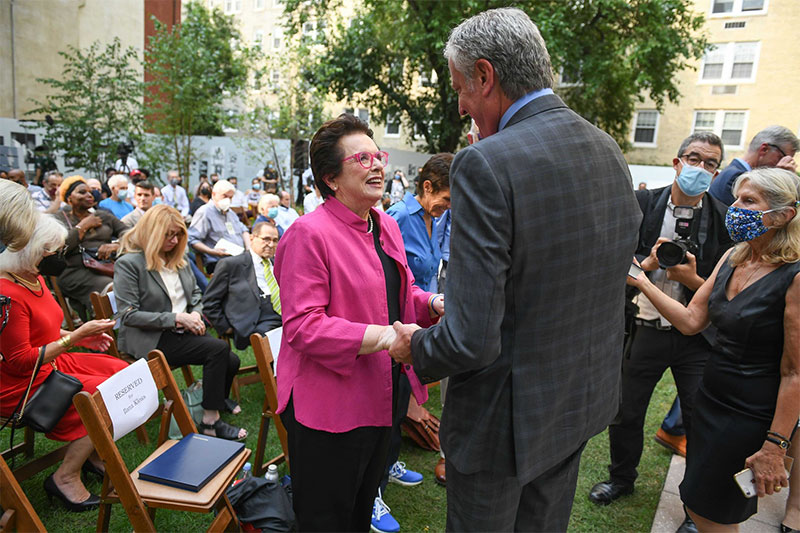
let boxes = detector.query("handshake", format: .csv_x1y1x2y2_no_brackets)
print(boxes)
378,322,421,365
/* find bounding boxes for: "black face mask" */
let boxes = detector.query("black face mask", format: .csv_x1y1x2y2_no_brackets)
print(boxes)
37,251,67,277
91,189,103,204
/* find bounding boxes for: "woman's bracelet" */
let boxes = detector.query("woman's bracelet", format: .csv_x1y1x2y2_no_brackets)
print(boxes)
58,335,72,349
766,430,791,450
428,293,444,316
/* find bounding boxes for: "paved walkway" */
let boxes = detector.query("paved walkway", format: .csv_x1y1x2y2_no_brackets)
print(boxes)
650,454,789,533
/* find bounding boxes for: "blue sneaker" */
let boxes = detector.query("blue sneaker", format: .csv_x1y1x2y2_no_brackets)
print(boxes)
388,461,423,486
371,492,400,533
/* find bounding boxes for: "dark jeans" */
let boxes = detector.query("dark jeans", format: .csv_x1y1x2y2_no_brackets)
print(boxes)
280,396,392,532
608,325,710,486
661,396,685,436
156,330,239,411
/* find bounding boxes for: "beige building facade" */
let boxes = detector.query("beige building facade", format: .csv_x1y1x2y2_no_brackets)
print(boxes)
626,0,800,169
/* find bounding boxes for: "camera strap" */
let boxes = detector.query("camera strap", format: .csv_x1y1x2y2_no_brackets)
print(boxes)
695,196,710,262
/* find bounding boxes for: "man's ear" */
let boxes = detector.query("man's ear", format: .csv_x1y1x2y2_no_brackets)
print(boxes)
474,59,495,97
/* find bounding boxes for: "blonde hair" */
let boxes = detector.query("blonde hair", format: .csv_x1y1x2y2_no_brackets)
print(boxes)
119,205,187,271
257,193,280,215
729,168,800,266
0,180,38,252
0,214,66,274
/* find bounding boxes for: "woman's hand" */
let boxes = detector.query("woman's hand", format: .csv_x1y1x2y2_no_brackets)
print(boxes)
72,319,115,344
76,214,103,232
432,294,445,317
96,243,120,260
376,325,397,352
745,444,789,497
626,257,647,288
176,312,206,335
76,333,114,351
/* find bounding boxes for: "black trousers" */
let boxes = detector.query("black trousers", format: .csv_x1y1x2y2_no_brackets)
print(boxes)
379,370,412,495
608,325,710,485
156,330,239,411
446,441,587,532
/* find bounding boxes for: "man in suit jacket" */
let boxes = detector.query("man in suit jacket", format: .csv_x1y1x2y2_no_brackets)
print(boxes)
708,125,798,206
389,8,641,531
203,221,281,350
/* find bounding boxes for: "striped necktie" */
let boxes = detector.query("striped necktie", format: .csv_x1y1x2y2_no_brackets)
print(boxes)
262,259,281,315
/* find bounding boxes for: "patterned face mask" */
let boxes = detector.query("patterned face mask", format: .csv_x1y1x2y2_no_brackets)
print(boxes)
725,205,792,242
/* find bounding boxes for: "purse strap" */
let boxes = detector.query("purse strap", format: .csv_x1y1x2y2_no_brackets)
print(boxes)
17,345,46,419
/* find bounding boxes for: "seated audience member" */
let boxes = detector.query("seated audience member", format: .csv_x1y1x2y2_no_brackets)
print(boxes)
0,214,126,512
31,171,64,213
114,205,247,440
98,174,134,219
262,162,278,193
190,182,211,216
203,221,281,349
161,170,190,217
246,178,265,213
121,180,156,228
6,169,29,189
57,175,128,310
0,180,38,252
228,176,248,214
85,178,105,204
275,190,300,232
196,173,209,195
303,185,324,214
255,194,284,238
709,125,799,206
188,179,250,274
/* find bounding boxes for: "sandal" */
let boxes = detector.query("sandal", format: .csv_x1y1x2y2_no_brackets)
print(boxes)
223,398,241,415
198,418,247,441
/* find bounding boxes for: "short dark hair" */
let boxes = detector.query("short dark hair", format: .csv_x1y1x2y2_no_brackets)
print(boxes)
677,132,725,163
416,153,454,196
310,113,373,199
252,220,278,237
135,180,155,193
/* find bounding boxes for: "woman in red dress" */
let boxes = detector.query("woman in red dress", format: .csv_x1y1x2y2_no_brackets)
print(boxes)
0,214,127,512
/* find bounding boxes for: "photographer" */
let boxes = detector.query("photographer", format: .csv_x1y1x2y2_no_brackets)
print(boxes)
590,133,732,527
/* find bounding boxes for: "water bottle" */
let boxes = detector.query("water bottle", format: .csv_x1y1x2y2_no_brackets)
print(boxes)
241,462,252,480
265,464,279,483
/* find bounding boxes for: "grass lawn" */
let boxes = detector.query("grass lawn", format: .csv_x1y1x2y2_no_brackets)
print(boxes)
3,345,677,532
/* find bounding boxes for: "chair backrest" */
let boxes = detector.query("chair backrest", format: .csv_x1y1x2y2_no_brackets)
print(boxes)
0,455,47,532
250,333,289,472
72,350,197,531
89,291,127,361
46,276,74,331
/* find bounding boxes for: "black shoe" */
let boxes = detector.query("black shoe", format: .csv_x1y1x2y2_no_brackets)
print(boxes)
43,474,100,513
81,461,105,480
781,525,797,533
588,480,634,505
676,515,698,533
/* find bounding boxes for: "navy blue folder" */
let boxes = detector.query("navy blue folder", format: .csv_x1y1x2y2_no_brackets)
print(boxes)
138,433,245,492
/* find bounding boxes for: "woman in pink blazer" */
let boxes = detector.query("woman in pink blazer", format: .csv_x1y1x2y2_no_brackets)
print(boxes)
274,114,443,531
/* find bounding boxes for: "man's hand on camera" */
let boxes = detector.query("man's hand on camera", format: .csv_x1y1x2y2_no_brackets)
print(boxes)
640,237,670,272
666,252,704,290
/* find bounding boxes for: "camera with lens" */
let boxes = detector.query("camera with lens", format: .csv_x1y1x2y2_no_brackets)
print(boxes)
656,206,699,268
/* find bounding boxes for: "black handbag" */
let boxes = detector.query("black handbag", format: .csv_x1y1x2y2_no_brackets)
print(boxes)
18,347,83,433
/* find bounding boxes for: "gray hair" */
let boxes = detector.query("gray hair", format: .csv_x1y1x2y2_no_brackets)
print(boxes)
108,174,128,189
444,7,554,100
677,132,725,163
212,179,235,195
748,125,800,154
0,214,66,275
0,180,37,252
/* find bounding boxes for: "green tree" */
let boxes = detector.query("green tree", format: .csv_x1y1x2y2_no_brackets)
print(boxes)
145,1,254,179
282,0,707,153
27,38,143,179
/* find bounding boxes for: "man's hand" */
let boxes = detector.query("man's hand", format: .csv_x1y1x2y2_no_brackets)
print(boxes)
666,252,704,290
388,321,421,365
209,248,231,257
640,237,670,271
777,156,797,173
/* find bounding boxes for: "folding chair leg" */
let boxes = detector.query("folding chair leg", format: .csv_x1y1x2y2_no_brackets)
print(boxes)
97,502,111,533
23,426,35,458
253,402,270,477
180,366,195,387
134,426,150,445
231,379,241,403
209,494,238,533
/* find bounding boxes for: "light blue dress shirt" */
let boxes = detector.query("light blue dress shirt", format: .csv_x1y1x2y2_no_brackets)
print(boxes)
498,88,554,132
387,192,441,291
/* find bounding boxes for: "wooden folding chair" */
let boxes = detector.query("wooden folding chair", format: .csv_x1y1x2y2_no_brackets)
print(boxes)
0,419,68,482
249,333,289,476
46,276,75,331
0,456,47,532
73,350,249,533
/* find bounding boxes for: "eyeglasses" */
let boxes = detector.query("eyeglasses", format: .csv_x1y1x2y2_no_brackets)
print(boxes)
165,230,183,240
680,152,720,172
768,143,788,159
341,151,389,169
253,234,279,244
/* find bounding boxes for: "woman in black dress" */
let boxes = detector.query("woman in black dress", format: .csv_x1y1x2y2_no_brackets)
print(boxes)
628,167,800,531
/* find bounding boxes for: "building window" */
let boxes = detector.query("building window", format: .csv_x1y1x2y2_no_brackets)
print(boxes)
344,107,354,115
700,42,759,83
632,111,659,146
711,0,766,15
385,115,400,137
255,0,264,9
272,29,282,50
693,110,748,147
225,0,241,13
358,108,370,125
303,21,316,35
253,30,263,49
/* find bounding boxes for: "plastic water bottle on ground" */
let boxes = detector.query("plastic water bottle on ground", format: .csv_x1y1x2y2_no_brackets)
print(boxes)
265,464,279,483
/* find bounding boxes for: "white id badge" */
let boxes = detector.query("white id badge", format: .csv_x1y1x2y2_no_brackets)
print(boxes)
225,222,235,235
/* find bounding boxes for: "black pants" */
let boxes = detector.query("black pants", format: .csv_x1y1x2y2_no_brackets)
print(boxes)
446,441,587,532
156,330,239,411
379,370,412,495
608,325,710,486
280,396,392,532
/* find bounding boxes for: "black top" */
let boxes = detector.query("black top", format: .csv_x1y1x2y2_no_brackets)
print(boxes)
371,213,401,326
705,259,800,420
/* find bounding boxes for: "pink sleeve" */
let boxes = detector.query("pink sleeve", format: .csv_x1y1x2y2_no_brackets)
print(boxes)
275,226,367,377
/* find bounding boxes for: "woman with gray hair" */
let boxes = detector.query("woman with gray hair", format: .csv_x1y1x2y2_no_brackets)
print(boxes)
628,167,800,530
0,214,127,512
0,179,37,253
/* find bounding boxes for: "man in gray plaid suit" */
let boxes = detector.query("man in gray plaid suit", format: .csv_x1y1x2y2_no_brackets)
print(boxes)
389,8,641,531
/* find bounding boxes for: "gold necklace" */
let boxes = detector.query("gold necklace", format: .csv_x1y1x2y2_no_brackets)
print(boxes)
9,272,42,293
739,262,766,289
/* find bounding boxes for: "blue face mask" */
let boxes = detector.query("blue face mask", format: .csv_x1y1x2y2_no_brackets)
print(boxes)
676,164,713,197
267,207,279,219
252,183,261,191
117,188,128,200
725,205,785,242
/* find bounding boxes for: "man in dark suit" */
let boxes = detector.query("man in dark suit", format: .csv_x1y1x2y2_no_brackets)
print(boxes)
708,125,798,206
388,8,641,531
203,221,281,349
589,134,732,533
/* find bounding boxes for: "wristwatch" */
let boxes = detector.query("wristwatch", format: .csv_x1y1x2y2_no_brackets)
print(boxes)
765,435,790,450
